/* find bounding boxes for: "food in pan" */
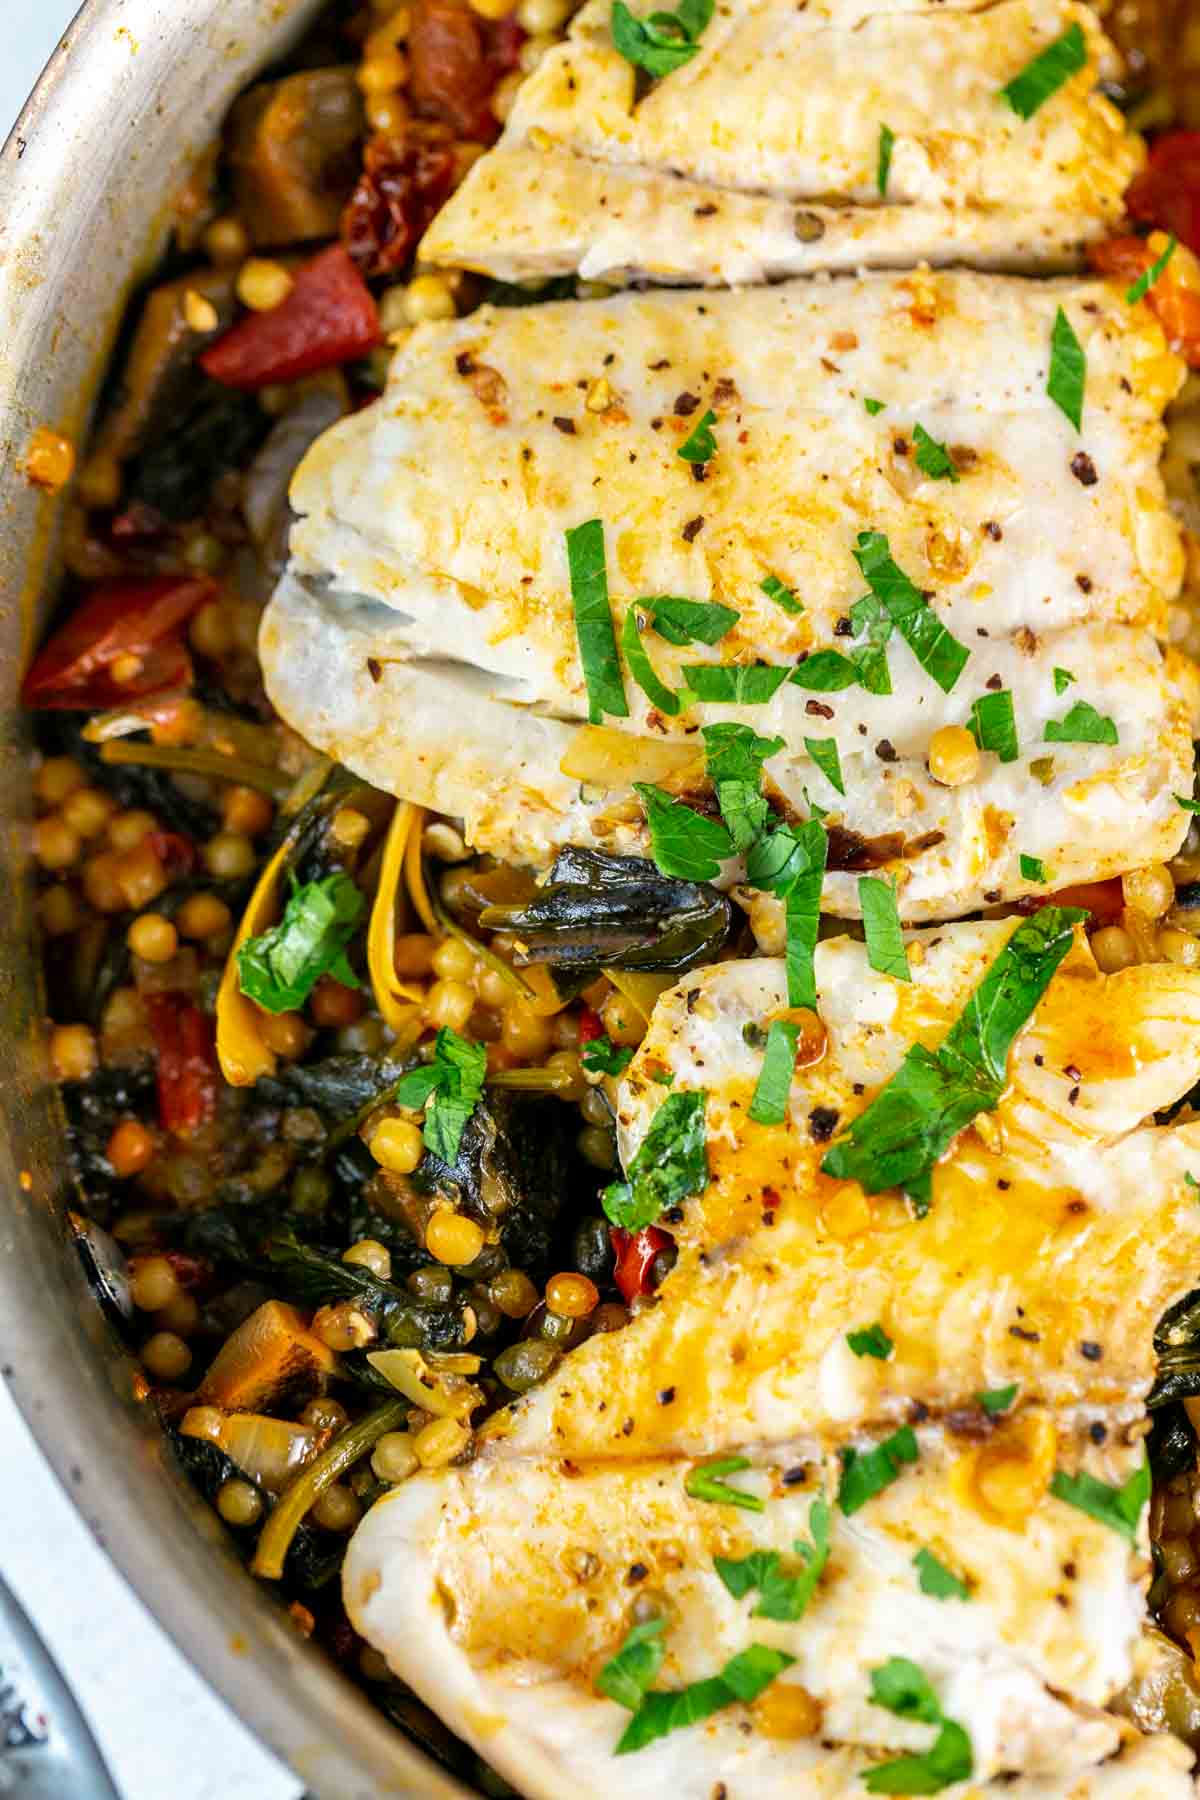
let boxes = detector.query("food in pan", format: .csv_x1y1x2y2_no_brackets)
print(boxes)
20,0,1200,1792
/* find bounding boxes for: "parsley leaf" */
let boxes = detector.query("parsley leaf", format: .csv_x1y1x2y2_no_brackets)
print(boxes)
761,573,803,616
790,649,859,692
783,820,828,1010
748,1018,800,1125
869,1659,942,1725
677,407,717,464
596,1619,666,1711
702,721,782,853
237,871,364,1015
804,736,845,796
746,820,824,894
968,688,1019,763
713,1549,779,1600
622,607,682,715
847,592,895,695
567,520,628,724
390,1027,487,1167
635,783,733,881
877,122,896,195
603,1086,708,1229
1000,21,1086,118
1043,699,1117,745
853,530,969,693
821,907,1084,1201
1049,1458,1150,1542
864,397,886,416
610,0,712,78
716,1499,831,1622
684,662,789,704
1127,234,1178,305
685,1454,764,1512
615,1645,794,1755
864,1660,974,1795
1020,853,1046,883
913,1548,970,1600
860,875,910,983
912,424,959,483
838,1426,919,1514
1053,667,1075,696
977,1383,1018,1415
847,1322,893,1359
1047,306,1086,431
1177,794,1200,815
582,1035,635,1078
646,596,738,646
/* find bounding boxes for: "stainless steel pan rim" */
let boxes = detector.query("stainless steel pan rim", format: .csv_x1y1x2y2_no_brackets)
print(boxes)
0,4,469,1794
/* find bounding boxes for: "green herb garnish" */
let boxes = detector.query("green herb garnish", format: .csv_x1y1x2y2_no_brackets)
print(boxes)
1020,854,1046,883
859,875,910,983
913,1549,970,1601
912,424,959,483
647,596,739,645
838,1426,919,1514
610,0,712,78
821,907,1083,1203
1177,795,1200,815
864,397,886,416
1043,699,1117,745
877,122,896,195
785,821,828,1010
847,592,895,695
790,649,859,692
677,407,717,464
1049,1458,1150,1543
1126,234,1178,305
847,1322,893,1359
761,574,803,616
603,1087,708,1229
596,1619,666,1711
702,721,783,853
804,736,845,796
1000,21,1086,119
863,1659,973,1794
389,1027,487,1166
622,607,682,715
853,530,969,694
237,870,364,1015
614,1644,794,1755
968,688,1019,763
1053,667,1075,696
1047,306,1086,431
748,1019,800,1125
567,519,628,724
582,1035,635,1078
684,662,790,704
714,1498,831,1621
977,1384,1018,1415
636,783,734,881
685,1453,764,1512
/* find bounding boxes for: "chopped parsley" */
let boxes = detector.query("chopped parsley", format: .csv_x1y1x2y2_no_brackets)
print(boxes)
567,520,628,724
1000,21,1086,119
1053,667,1075,696
977,1383,1018,1415
635,783,734,881
1126,234,1178,305
785,822,828,1010
685,1454,764,1512
1049,1457,1150,1543
838,1426,919,1515
1176,794,1200,815
646,596,739,645
595,1619,665,1712
1047,306,1086,431
864,397,886,416
877,122,895,196
389,1027,487,1166
968,688,1019,763
804,735,845,796
847,592,895,694
1043,699,1117,746
237,870,364,1015
622,607,682,715
859,876,910,983
761,573,804,616
582,1035,635,1078
790,649,859,692
702,721,783,853
821,907,1084,1205
677,407,718,464
1187,1171,1200,1191
863,1658,973,1794
612,1643,794,1755
1020,853,1047,883
748,1018,801,1125
913,1548,970,1601
610,0,712,78
912,424,959,483
853,530,969,694
603,1086,708,1229
714,1498,831,1621
847,1322,893,1359
684,662,790,704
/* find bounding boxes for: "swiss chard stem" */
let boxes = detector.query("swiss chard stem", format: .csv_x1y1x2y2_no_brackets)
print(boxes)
251,1400,407,1580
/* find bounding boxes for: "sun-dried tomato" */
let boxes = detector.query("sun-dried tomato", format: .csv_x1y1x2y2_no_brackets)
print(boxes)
1090,233,1200,366
408,0,525,142
341,134,457,277
1127,131,1200,257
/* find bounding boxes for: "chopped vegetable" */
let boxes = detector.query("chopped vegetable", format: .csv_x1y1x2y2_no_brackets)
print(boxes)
342,135,457,277
635,784,734,882
714,1498,831,1620
622,608,682,715
682,662,789,704
390,1026,488,1167
22,576,215,710
1044,700,1118,745
847,1323,893,1359
912,424,959,483
614,1643,794,1755
702,722,784,853
821,907,1084,1204
999,22,1086,119
877,122,895,196
748,1019,800,1125
913,1548,970,1600
238,871,364,1016
366,802,426,1041
804,736,844,796
968,689,1019,762
559,724,702,790
252,1400,407,1580
407,0,522,142
228,69,365,247
201,245,382,390
684,1454,764,1512
609,1223,673,1302
864,1657,973,1794
603,1087,708,1229
646,596,739,645
1049,1458,1150,1542
1046,306,1086,431
611,0,713,79
197,1299,337,1412
838,1425,919,1514
1127,132,1200,256
761,574,803,616
677,407,717,464
218,833,293,1087
1091,232,1200,365
859,876,910,983
853,531,968,694
566,520,629,725
145,992,218,1137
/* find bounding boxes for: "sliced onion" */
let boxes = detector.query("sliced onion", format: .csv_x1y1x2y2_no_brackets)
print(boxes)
559,724,704,791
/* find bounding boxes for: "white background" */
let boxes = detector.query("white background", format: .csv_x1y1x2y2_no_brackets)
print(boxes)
1,8,303,1798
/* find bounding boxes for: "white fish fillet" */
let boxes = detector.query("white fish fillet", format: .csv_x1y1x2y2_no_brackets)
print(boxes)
420,0,1141,285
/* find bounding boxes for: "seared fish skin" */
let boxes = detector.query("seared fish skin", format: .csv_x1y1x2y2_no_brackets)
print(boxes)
343,924,1200,1799
420,0,1141,286
263,271,1192,918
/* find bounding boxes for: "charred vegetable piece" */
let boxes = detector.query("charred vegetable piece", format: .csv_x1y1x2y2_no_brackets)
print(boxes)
90,271,238,469
144,992,219,1136
171,1431,342,1591
416,1094,581,1274
1091,233,1200,365
262,1227,468,1353
342,135,457,277
1149,1288,1200,1409
126,384,272,523
62,1065,157,1223
21,576,216,710
201,245,381,390
1127,131,1200,256
227,68,365,247
197,1298,337,1412
478,847,731,974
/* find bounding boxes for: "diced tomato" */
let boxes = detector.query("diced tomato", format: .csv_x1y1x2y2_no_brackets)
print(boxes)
149,831,198,881
408,0,524,142
21,575,215,710
200,245,382,391
1090,233,1200,366
610,1225,673,1304
1015,876,1125,926
342,135,457,278
145,992,219,1136
1127,132,1200,256
577,1005,604,1045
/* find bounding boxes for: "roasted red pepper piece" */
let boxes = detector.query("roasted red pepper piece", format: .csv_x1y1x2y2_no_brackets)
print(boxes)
145,992,219,1136
342,135,457,277
1127,132,1200,256
609,1225,672,1304
21,575,215,710
1015,876,1124,925
200,245,382,391
577,1005,604,1045
1091,232,1200,366
408,0,525,141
